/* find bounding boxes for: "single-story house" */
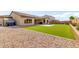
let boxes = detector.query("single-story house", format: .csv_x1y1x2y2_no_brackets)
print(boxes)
42,15,56,24
0,11,48,26
71,17,79,25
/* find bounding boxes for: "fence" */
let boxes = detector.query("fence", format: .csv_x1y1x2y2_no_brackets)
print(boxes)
70,24,79,47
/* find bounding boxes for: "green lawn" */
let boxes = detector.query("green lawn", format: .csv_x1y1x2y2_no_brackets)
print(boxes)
24,24,75,40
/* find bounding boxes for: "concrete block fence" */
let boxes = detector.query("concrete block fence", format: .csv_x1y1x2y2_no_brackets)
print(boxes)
69,24,79,47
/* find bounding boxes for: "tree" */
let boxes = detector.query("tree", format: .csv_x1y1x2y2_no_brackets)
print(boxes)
69,16,76,25
69,16,75,20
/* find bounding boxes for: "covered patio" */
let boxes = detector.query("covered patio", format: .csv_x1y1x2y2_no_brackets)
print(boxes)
3,18,16,26
34,18,48,24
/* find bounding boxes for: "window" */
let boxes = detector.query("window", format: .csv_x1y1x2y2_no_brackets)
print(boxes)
24,18,32,23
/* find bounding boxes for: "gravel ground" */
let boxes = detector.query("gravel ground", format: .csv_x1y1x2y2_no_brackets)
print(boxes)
0,27,76,48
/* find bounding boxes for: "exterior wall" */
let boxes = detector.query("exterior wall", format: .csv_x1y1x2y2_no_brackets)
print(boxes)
4,18,8,26
0,17,4,26
71,19,77,25
10,12,22,25
32,18,35,24
71,19,76,24
11,12,48,26
20,18,48,25
19,17,34,26
76,18,79,24
11,12,35,26
19,17,47,26
71,18,79,25
45,18,48,24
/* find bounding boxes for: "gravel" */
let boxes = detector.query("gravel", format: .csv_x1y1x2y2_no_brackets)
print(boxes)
0,27,76,48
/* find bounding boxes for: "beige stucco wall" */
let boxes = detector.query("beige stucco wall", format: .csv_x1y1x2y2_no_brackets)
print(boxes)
76,18,79,25
71,20,76,24
45,18,48,24
10,13,22,25
19,17,47,26
11,12,48,26
71,18,79,25
11,12,35,26
20,17,35,26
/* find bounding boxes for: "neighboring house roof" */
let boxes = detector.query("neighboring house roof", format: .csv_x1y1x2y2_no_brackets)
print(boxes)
10,11,46,19
42,15,55,20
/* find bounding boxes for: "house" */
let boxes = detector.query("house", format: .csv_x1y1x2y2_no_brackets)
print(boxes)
43,15,55,20
0,11,48,26
10,11,48,26
75,17,79,25
71,17,79,25
42,15,56,24
71,17,77,24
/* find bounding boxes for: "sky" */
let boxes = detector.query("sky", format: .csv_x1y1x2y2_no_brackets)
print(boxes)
0,0,79,21
0,0,79,11
0,11,79,21
23,11,79,21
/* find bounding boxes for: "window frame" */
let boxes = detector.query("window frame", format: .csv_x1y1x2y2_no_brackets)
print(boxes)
24,18,32,24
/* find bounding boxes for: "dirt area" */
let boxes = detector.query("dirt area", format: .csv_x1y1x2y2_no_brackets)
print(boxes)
0,27,76,48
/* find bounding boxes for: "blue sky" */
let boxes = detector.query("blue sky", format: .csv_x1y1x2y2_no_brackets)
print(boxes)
0,11,79,21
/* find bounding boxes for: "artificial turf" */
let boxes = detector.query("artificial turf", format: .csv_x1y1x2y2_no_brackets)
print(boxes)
24,24,75,40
